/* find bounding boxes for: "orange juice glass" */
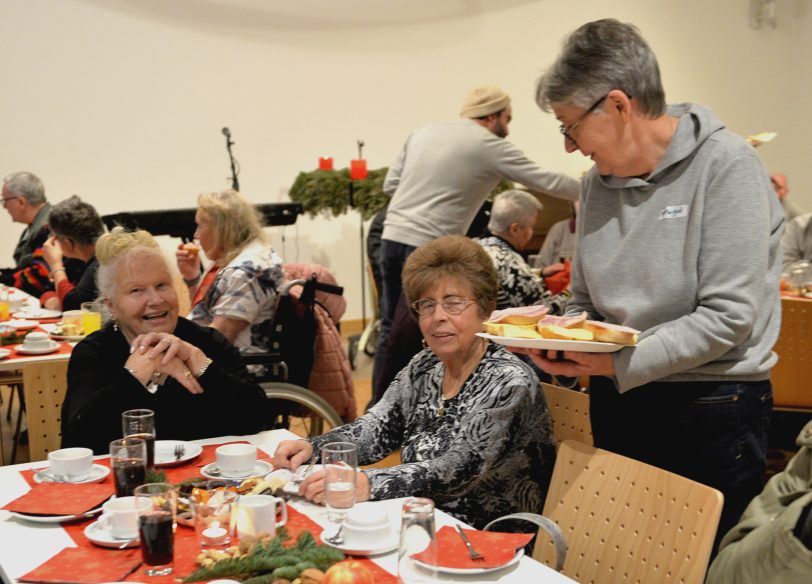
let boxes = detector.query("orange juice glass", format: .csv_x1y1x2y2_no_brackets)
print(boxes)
81,302,102,334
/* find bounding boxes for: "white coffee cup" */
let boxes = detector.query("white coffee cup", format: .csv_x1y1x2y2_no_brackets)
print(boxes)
215,443,257,477
235,495,288,538
24,331,52,349
343,506,391,546
47,447,93,481
99,496,150,539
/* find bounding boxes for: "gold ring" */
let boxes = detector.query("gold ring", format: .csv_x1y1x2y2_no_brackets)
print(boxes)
184,369,192,378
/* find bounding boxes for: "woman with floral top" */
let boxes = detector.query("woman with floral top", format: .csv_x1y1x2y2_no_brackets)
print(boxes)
275,235,556,528
176,190,284,355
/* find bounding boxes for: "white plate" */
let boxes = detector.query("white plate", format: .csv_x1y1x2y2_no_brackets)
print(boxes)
477,332,625,353
0,349,10,360
320,528,399,556
84,519,139,548
3,319,38,331
10,505,104,524
13,309,62,320
200,460,273,480
154,440,203,467
33,464,111,485
14,341,61,355
414,548,524,575
49,332,86,342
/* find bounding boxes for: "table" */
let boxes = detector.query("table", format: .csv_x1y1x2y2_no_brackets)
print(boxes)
0,430,575,583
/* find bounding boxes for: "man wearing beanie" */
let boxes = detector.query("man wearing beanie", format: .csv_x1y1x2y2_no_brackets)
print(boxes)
370,85,579,404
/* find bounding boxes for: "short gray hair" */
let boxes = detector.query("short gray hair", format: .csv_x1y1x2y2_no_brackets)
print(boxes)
487,189,543,234
3,172,46,204
535,19,666,117
96,227,167,301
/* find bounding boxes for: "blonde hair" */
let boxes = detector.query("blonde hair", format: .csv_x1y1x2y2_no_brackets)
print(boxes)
96,227,168,300
402,235,497,319
197,190,266,264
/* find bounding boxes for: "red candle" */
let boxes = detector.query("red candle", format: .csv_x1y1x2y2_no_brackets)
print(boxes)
319,156,334,170
350,159,367,180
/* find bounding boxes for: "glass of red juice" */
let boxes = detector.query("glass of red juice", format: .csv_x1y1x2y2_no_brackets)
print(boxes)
110,437,146,497
135,482,176,576
122,409,156,470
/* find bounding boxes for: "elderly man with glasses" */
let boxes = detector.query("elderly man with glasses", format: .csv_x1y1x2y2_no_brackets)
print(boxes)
1,171,56,294
521,19,784,554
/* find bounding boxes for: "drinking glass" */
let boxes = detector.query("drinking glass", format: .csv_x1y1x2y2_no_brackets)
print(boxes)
322,442,357,523
110,437,147,497
191,480,238,548
134,483,176,576
398,497,438,583
122,409,156,469
80,301,102,334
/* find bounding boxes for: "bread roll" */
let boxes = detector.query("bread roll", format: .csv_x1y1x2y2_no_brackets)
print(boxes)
178,242,200,256
538,325,594,341
583,321,639,345
484,322,543,339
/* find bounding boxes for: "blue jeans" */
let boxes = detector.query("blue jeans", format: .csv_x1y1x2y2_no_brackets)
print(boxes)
589,377,772,554
371,240,416,392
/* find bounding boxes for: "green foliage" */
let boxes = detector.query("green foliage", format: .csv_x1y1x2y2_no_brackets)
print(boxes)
288,167,389,221
145,468,167,483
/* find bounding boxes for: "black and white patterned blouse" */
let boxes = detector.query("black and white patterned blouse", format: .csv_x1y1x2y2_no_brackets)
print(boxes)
308,343,556,528
476,235,570,313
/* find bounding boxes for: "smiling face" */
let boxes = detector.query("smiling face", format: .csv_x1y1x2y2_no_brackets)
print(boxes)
416,276,486,366
108,252,179,338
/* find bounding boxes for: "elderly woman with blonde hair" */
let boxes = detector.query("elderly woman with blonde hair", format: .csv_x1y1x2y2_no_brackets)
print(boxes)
176,190,284,354
275,235,555,528
61,228,268,454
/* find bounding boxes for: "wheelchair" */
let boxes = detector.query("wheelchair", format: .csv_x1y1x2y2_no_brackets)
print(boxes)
242,275,345,437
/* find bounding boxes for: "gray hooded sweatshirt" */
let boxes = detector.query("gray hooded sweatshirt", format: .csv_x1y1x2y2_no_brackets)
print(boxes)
570,103,784,392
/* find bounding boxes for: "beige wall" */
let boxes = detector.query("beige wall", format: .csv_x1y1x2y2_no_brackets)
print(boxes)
1,0,809,319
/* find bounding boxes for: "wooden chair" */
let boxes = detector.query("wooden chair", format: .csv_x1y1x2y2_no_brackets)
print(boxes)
22,361,69,463
771,297,812,411
541,382,593,446
537,440,724,584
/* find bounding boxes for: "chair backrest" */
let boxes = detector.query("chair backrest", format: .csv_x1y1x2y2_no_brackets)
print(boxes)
541,383,593,446
771,297,812,410
22,361,69,462
539,440,723,584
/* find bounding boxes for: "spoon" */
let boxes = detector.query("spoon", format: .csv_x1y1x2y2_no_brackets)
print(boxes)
323,525,344,546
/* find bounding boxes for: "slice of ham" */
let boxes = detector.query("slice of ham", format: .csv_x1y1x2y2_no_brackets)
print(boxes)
535,311,588,329
487,305,550,324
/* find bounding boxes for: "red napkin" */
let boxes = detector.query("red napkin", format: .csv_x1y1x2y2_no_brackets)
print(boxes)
414,525,533,569
2,483,113,516
19,547,141,583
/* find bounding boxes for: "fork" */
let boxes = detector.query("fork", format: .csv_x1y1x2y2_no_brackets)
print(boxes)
455,524,484,561
173,444,185,461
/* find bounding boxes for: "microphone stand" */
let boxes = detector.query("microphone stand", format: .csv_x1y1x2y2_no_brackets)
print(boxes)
222,127,240,191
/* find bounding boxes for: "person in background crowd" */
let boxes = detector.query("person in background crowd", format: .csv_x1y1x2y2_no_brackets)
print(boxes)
526,19,783,552
0,171,53,295
176,190,285,355
707,420,812,583
772,173,803,222
275,236,555,529
476,189,570,312
375,85,580,393
62,228,267,453
40,195,105,310
780,211,812,272
533,201,579,278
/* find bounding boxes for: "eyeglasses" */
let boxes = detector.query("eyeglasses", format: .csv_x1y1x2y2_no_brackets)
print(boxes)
410,296,474,318
1,196,20,207
559,93,609,149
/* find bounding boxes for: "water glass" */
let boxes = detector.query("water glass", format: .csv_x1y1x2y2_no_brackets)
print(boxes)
122,409,156,469
191,480,238,548
322,442,357,523
398,497,438,583
110,437,147,497
135,483,176,576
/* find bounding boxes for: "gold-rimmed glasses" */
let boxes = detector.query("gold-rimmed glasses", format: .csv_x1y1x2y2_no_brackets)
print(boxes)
410,296,474,318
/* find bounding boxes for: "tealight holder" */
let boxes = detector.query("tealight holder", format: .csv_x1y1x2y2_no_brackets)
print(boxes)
190,480,238,547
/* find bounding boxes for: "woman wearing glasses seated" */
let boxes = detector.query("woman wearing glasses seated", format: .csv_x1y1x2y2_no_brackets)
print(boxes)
275,235,555,529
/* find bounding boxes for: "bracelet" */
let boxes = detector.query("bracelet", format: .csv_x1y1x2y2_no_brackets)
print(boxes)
50,266,66,279
196,357,213,378
183,274,201,287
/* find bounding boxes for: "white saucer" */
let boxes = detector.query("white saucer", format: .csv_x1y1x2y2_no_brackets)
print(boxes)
3,319,38,331
84,519,139,548
320,528,399,556
413,549,524,575
10,505,104,524
200,460,273,480
154,440,203,467
0,349,10,360
49,332,86,342
13,309,62,320
15,341,61,355
33,464,111,484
